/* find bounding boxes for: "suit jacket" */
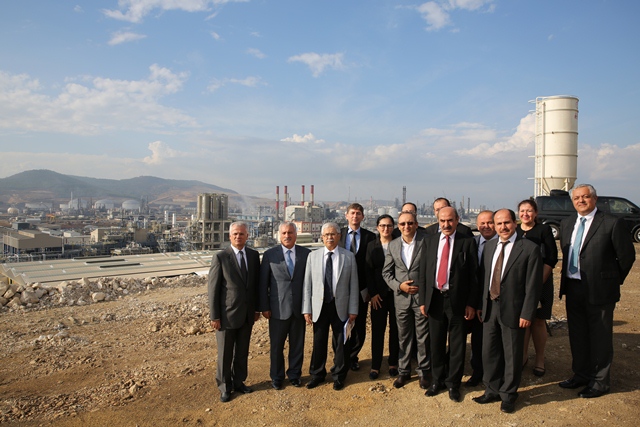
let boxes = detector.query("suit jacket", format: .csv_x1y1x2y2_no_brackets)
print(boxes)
302,246,359,323
208,246,260,330
560,210,635,305
425,222,474,238
382,232,427,309
365,238,393,299
258,244,311,320
479,236,542,328
420,232,479,315
339,226,377,294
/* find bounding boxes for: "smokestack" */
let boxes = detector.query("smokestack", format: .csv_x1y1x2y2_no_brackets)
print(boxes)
276,186,280,221
301,185,305,206
284,185,288,212
311,185,315,205
402,186,406,205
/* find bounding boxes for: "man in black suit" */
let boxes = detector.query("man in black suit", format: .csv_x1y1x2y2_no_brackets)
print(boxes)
425,198,474,238
558,184,635,398
339,202,376,371
258,222,311,390
466,210,497,387
208,221,261,403
420,207,479,402
473,209,542,413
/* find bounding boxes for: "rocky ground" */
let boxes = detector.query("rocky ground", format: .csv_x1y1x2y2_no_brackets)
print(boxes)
1,245,639,427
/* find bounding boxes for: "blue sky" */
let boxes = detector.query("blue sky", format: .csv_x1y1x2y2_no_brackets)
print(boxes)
1,0,639,210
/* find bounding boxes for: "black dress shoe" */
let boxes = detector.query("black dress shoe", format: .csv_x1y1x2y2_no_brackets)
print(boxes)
220,392,231,403
306,378,324,389
472,394,501,404
369,371,379,380
272,380,283,390
290,379,302,387
500,401,515,413
419,376,431,390
234,383,253,394
465,374,482,387
425,383,444,397
559,377,589,389
449,388,461,402
333,380,345,391
350,361,360,371
389,367,399,377
578,387,607,399
393,375,410,388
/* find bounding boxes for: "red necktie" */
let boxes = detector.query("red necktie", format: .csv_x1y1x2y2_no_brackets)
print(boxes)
437,235,450,290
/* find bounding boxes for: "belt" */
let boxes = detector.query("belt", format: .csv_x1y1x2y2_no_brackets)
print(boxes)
439,290,449,297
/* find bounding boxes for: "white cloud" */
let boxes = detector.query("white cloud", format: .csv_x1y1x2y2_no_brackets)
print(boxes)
416,0,494,31
207,76,265,92
246,48,265,59
287,52,345,77
0,65,195,135
108,30,147,45
280,133,325,144
73,5,83,13
142,140,184,164
103,0,248,23
210,31,221,40
455,114,535,157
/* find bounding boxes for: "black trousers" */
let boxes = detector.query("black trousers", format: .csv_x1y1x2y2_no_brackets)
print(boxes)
466,316,484,376
268,316,306,382
429,291,466,388
309,300,352,382
349,297,369,364
565,278,615,392
370,293,399,371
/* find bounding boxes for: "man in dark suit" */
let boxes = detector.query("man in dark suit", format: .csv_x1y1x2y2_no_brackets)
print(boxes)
258,222,311,390
303,222,359,391
558,184,635,398
382,211,430,391
424,198,474,238
420,207,479,402
466,210,497,387
473,209,542,413
208,221,260,403
339,202,376,371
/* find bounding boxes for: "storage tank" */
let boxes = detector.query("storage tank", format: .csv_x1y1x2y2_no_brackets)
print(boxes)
532,95,579,197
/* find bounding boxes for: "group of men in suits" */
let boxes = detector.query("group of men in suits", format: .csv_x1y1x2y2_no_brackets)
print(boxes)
208,184,635,411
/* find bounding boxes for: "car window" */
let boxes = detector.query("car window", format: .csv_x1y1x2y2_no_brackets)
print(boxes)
607,198,639,214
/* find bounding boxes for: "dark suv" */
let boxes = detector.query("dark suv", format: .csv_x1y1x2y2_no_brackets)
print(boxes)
536,190,640,243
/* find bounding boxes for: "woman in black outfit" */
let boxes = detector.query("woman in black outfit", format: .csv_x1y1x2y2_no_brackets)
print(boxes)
365,214,399,379
517,199,558,377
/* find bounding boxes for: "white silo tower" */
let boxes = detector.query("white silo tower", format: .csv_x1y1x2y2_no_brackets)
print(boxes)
531,95,579,197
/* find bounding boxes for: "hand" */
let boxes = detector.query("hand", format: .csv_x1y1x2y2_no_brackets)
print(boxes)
210,319,221,331
419,305,428,317
401,280,418,294
477,310,483,323
370,294,383,310
304,314,313,325
519,318,531,328
254,312,261,322
349,314,357,323
464,306,476,320
262,311,272,319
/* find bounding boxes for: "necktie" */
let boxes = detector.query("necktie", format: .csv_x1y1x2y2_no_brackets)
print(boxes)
490,240,510,300
569,217,586,274
437,235,450,290
286,249,294,277
239,250,247,283
324,252,334,302
478,239,485,262
350,230,357,254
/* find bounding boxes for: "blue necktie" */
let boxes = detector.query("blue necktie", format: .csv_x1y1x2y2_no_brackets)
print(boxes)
286,249,294,277
569,217,586,274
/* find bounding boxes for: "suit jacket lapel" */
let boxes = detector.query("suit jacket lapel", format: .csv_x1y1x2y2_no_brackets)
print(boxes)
502,238,523,278
409,234,423,268
581,211,603,249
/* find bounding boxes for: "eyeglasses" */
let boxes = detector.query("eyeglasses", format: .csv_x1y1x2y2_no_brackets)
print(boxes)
378,224,394,228
398,222,415,226
322,233,337,237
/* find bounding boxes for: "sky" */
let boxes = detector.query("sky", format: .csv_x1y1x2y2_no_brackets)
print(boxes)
1,0,639,210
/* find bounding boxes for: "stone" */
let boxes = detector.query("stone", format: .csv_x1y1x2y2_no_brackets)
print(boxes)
20,290,40,305
0,282,9,295
0,296,7,306
185,325,200,335
3,284,17,299
91,292,106,302
81,277,91,287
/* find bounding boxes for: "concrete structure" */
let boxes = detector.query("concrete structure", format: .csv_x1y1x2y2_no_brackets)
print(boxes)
1,226,64,258
285,202,324,241
188,193,230,250
531,95,579,197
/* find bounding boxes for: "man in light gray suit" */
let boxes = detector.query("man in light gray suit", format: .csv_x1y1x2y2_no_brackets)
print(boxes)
383,211,430,390
258,222,311,390
303,222,359,391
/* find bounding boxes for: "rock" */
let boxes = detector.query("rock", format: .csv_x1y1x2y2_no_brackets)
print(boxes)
0,282,9,295
91,292,106,302
35,288,47,299
20,290,40,305
3,284,17,299
129,384,140,395
81,277,91,287
0,296,7,306
57,281,70,293
7,296,22,309
185,325,200,335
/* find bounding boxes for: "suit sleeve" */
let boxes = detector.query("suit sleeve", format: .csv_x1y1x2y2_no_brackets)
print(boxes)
257,251,271,312
612,217,636,282
302,254,313,315
521,244,543,322
466,238,480,308
208,253,223,321
365,241,385,297
382,245,401,293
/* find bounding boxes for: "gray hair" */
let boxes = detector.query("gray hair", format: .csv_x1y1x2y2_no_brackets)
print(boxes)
321,222,340,235
279,221,298,233
230,221,248,231
570,184,597,198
